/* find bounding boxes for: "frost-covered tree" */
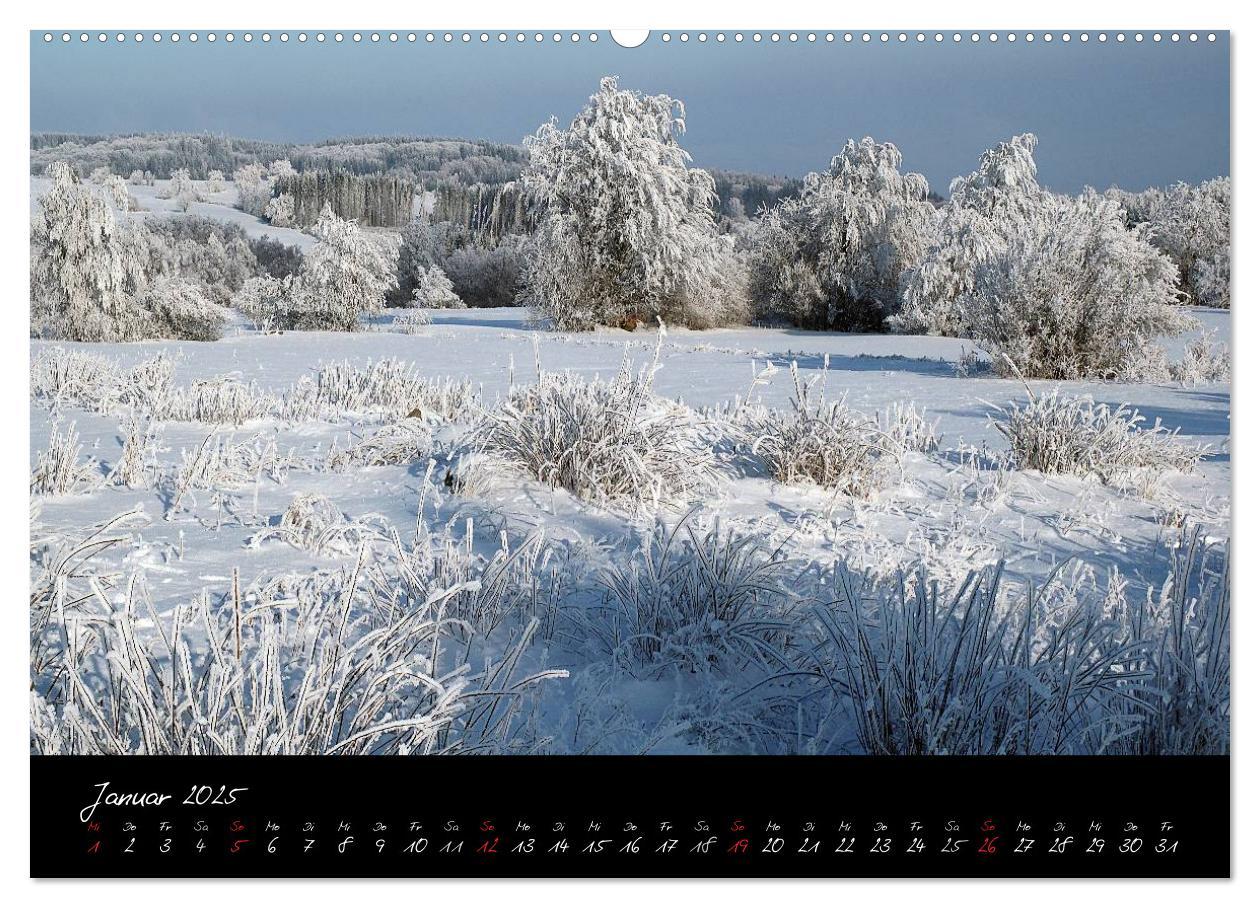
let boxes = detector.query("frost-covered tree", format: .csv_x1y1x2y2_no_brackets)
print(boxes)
265,193,296,227
140,277,229,341
411,266,465,308
103,174,131,211
290,205,394,331
268,159,297,180
1111,178,1231,308
161,168,200,211
895,133,1044,335
234,163,271,217
519,76,748,330
964,191,1191,379
88,166,112,185
206,169,226,193
748,137,936,330
30,162,149,341
127,169,146,185
895,134,1189,378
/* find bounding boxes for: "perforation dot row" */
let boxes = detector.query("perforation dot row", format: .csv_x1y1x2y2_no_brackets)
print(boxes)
42,32,603,44
41,31,1220,45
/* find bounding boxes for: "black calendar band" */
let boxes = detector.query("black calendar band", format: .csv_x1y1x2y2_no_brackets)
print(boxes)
30,755,1229,878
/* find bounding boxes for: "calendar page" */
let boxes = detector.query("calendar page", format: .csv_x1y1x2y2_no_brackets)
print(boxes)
27,27,1230,878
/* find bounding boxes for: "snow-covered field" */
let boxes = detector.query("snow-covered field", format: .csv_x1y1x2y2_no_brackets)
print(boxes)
30,304,1230,755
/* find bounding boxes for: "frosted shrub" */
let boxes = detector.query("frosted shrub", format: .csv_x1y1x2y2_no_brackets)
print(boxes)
748,137,936,330
233,163,271,217
206,169,226,192
1113,177,1231,308
1170,333,1230,385
598,510,796,672
478,340,713,509
141,277,229,342
897,136,1189,380
995,388,1203,484
520,76,749,330
411,265,465,308
744,364,894,496
31,423,98,496
232,275,293,333
896,134,1043,337
161,377,274,425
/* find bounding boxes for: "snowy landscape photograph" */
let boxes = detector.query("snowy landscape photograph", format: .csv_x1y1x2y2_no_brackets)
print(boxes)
28,31,1230,759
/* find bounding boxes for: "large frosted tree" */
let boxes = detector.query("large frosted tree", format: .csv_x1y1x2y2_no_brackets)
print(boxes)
289,205,394,331
748,137,936,330
30,162,148,341
519,76,747,330
895,134,1189,378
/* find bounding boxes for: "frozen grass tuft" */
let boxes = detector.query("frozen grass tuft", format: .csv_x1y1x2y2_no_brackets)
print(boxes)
799,533,1228,755
110,414,160,489
31,511,568,755
877,400,941,455
994,387,1203,484
251,492,388,556
326,418,431,470
31,422,99,496
478,337,713,510
593,508,797,673
297,358,479,422
32,348,175,416
744,363,897,496
161,377,274,426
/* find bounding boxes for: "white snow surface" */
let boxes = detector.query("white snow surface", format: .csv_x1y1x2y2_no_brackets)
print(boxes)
30,305,1230,753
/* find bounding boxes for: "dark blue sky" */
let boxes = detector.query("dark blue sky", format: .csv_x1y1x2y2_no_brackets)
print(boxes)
30,32,1230,193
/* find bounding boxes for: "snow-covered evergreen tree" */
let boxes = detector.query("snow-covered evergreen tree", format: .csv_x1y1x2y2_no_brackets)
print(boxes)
290,205,394,331
30,162,149,341
519,76,748,330
748,137,936,330
411,265,465,308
